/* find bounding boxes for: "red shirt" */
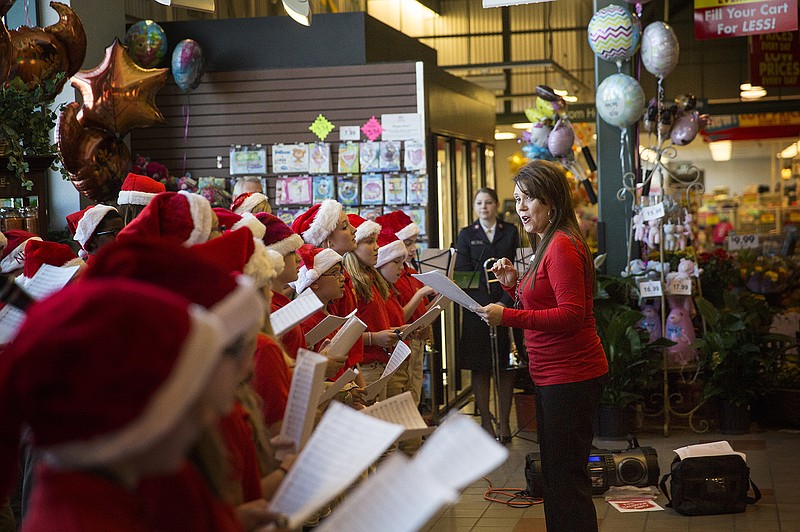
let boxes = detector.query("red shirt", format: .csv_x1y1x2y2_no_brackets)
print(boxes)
251,333,291,426
327,270,364,366
395,264,426,321
300,309,332,353
357,283,405,364
501,232,607,386
271,290,307,359
218,401,263,503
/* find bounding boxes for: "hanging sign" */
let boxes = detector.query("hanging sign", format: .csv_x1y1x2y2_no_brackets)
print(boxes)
749,32,800,87
381,113,423,142
694,0,798,40
641,202,666,222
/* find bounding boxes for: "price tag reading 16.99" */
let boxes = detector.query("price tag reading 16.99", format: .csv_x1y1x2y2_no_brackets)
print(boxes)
727,234,759,251
639,280,663,298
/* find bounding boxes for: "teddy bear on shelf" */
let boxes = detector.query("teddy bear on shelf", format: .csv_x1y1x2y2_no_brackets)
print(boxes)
621,259,646,278
633,213,646,242
646,219,661,248
663,221,676,251
645,260,669,282
665,307,697,367
674,223,689,251
639,304,662,344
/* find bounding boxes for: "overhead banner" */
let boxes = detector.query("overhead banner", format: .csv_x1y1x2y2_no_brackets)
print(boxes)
749,31,800,87
694,0,798,40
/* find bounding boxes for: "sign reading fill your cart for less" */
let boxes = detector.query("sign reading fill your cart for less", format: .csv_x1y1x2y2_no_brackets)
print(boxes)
694,0,798,40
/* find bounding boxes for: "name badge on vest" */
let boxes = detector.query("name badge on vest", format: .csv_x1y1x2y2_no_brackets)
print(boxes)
470,240,484,245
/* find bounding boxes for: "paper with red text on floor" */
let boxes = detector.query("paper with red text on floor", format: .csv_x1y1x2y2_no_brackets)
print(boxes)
279,348,328,452
362,391,435,441
270,290,324,338
269,401,404,530
304,309,356,347
608,499,664,512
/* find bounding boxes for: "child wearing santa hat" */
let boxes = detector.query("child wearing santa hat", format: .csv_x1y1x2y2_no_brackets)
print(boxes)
117,172,167,226
66,205,123,259
0,230,42,275
14,240,85,289
117,191,220,246
294,244,347,353
232,192,271,216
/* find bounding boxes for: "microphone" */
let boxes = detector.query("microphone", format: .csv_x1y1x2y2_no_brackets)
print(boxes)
0,274,34,312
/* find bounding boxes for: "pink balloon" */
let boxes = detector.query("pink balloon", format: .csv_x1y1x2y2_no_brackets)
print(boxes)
671,111,700,146
548,119,574,158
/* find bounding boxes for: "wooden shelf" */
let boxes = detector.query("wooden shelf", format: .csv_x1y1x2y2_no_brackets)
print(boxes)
0,155,54,237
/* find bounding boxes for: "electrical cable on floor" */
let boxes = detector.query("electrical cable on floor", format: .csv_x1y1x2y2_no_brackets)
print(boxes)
481,476,543,508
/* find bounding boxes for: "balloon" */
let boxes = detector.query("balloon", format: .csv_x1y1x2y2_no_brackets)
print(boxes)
641,21,679,78
45,2,87,78
125,20,167,68
71,39,168,137
642,97,658,133
529,122,552,148
587,4,640,64
536,84,558,102
596,73,645,128
548,119,574,158
676,93,696,112
670,111,699,146
171,39,204,93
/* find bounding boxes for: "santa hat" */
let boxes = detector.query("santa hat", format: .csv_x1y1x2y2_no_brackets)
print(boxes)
347,214,381,244
0,279,233,491
193,227,284,289
212,208,266,241
84,237,265,348
255,212,303,256
376,210,420,242
117,173,166,206
232,192,270,215
16,240,84,285
294,243,342,294
376,231,407,269
117,191,212,247
0,230,42,274
291,199,343,247
67,204,118,252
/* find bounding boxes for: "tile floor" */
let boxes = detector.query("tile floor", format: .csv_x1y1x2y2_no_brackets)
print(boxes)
423,409,800,532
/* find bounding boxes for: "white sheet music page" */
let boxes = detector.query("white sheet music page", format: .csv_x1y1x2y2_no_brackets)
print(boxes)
400,305,441,339
412,271,481,313
304,309,356,347
22,264,80,301
316,452,457,532
414,412,509,492
270,290,324,337
269,402,404,529
325,314,367,360
317,368,359,406
429,293,451,310
0,305,26,345
362,391,434,441
381,340,411,378
279,349,328,452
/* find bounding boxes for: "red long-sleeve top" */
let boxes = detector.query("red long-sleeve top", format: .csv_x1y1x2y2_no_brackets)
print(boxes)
217,401,263,503
395,264,427,321
251,333,291,426
327,270,364,366
500,232,607,386
358,283,405,364
271,290,307,359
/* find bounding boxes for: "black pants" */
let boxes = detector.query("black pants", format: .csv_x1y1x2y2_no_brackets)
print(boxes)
535,375,606,532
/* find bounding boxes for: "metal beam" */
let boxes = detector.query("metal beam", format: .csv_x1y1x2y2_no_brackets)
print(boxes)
444,60,593,94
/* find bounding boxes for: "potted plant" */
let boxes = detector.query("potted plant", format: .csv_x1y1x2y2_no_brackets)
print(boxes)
0,74,64,190
755,350,800,428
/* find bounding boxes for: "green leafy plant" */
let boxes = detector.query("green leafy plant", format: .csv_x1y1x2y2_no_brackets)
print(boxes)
0,73,65,189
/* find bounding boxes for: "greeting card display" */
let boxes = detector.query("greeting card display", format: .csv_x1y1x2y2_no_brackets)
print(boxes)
230,145,268,176
336,176,360,206
343,207,360,216
360,141,381,172
272,144,309,174
308,143,331,174
379,141,401,171
406,174,428,205
403,140,426,172
384,174,406,205
359,206,383,221
361,173,384,205
276,208,303,226
338,142,360,174
276,175,313,206
313,175,335,203
401,207,426,236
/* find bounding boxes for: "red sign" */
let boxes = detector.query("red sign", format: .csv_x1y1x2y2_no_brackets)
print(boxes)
749,31,800,86
694,0,798,40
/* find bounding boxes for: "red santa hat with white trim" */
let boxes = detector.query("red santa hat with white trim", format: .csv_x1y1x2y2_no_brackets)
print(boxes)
212,208,266,240
376,210,420,242
291,199,343,247
347,214,381,244
193,226,284,289
376,231,408,269
116,191,213,247
256,212,303,256
117,173,166,206
294,243,342,294
231,192,270,215
66,204,118,254
0,230,43,274
15,240,84,286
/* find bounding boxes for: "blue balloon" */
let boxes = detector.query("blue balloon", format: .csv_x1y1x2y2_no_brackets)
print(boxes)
171,39,204,93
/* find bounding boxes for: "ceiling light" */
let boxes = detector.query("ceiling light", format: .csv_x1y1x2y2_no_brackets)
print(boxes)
782,168,793,179
495,131,518,140
554,89,568,96
708,140,732,162
740,83,752,91
563,95,578,103
283,0,311,25
780,142,798,159
740,87,766,100
512,122,532,130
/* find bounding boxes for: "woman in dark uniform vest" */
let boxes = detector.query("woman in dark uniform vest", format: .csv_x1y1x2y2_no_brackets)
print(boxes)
455,187,519,442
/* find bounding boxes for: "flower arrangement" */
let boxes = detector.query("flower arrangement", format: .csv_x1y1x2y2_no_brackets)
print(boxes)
697,248,739,306
737,250,794,295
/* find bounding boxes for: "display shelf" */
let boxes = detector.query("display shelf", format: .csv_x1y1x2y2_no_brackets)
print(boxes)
0,156,53,237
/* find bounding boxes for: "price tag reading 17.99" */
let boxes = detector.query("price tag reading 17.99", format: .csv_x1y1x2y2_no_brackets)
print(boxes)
639,280,663,298
641,202,665,222
667,278,692,296
726,234,759,251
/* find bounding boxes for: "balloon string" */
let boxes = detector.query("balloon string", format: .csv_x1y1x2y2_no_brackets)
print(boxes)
182,102,190,176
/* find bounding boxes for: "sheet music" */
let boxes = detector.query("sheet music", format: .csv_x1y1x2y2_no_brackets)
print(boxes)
0,305,26,344
270,291,324,338
269,402,404,529
325,314,367,360
417,248,455,277
412,271,481,313
19,264,80,301
362,341,412,401
279,349,329,451
400,305,441,339
316,453,456,532
414,412,509,492
429,293,451,309
317,368,359,406
362,391,435,441
304,310,356,347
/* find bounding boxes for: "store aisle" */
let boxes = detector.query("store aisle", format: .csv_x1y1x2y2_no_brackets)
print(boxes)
424,411,800,532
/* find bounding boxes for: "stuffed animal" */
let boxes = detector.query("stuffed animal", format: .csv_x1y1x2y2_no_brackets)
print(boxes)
665,307,697,367
639,304,662,344
621,259,646,278
646,219,661,248
663,221,675,251
645,260,669,281
633,213,646,242
674,223,688,251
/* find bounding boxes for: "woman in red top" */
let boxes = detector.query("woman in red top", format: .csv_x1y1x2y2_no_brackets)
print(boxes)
477,160,608,532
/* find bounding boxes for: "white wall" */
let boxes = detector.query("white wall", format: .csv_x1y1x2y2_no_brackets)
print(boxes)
694,158,773,195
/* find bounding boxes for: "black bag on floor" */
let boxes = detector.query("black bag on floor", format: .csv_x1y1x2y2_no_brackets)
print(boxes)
659,454,761,516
